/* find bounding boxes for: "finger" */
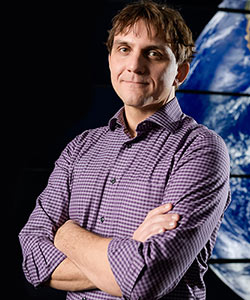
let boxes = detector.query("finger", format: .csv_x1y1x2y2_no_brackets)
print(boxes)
169,213,180,221
146,203,173,219
151,218,178,232
147,213,180,226
142,219,178,241
163,220,178,230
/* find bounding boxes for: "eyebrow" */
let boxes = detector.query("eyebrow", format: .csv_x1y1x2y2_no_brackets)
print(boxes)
113,39,168,52
113,40,130,47
113,39,134,46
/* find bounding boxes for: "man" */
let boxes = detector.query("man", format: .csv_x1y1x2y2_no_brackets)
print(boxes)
19,1,231,299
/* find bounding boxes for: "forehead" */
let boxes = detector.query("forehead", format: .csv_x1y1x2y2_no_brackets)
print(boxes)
114,19,166,44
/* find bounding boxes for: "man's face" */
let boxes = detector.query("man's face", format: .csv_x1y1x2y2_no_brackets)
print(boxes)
108,19,179,110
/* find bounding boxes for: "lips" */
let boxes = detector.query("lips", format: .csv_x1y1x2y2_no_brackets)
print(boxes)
122,79,149,85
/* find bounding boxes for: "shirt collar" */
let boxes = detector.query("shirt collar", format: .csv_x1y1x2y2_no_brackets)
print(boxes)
147,97,184,132
108,106,126,130
109,97,184,134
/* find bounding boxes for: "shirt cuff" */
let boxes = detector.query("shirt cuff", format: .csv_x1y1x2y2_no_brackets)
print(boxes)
108,237,146,298
22,239,66,287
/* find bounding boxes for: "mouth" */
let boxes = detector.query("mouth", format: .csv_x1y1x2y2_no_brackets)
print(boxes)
122,80,149,86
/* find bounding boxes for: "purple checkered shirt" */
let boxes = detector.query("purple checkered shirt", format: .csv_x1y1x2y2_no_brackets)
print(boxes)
19,97,231,300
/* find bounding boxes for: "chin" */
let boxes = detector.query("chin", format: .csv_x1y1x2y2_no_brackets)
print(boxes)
122,95,154,107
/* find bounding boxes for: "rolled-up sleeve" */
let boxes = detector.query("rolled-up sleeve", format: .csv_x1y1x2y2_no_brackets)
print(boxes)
108,132,231,299
18,132,88,287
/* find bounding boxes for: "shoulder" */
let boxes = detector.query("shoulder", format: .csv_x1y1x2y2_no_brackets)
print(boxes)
179,115,228,152
190,124,228,157
175,116,230,171
73,126,109,148
56,125,109,167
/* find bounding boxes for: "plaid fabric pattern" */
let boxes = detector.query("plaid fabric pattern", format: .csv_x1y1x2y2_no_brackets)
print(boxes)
19,98,231,299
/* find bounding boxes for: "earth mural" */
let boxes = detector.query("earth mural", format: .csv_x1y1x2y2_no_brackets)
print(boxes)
177,0,250,299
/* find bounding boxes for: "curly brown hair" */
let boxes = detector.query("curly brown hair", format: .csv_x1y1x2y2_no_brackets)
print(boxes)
106,0,195,64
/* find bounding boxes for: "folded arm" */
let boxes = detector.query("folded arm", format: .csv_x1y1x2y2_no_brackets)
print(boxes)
48,257,96,292
53,221,121,296
51,203,179,295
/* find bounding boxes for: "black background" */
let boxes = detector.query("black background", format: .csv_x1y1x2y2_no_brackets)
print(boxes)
10,1,243,299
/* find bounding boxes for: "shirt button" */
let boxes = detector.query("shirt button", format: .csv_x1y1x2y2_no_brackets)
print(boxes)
110,177,116,184
126,143,132,148
82,297,87,300
100,216,105,223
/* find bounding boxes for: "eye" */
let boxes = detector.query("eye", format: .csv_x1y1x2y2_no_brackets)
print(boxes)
147,50,162,59
148,50,157,56
118,46,129,54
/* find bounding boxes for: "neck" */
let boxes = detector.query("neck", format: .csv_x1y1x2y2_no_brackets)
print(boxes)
124,106,154,137
124,92,175,138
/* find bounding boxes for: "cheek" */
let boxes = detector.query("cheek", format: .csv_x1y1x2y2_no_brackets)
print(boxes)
109,55,124,80
110,65,123,87
150,67,177,99
159,66,178,87
152,71,172,91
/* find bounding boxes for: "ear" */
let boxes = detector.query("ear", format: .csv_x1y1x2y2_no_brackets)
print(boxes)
174,62,190,87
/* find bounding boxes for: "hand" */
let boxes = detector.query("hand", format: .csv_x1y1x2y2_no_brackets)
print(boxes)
132,203,180,242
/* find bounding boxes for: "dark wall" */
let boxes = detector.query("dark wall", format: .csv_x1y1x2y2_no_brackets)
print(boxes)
12,1,242,299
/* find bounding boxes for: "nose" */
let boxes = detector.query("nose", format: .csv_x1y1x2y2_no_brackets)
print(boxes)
127,52,147,75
